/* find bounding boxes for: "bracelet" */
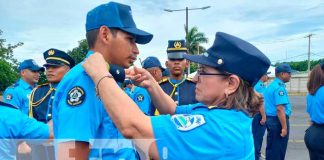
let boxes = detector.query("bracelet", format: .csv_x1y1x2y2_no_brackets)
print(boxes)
95,74,113,99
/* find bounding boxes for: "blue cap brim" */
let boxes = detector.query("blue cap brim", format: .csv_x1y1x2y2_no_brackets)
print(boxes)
121,27,153,44
183,54,221,69
30,66,45,72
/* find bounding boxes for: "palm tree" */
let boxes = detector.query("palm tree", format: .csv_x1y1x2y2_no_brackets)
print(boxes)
185,26,208,74
186,26,208,55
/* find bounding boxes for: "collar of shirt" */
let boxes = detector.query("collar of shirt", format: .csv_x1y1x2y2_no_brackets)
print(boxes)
274,77,286,87
86,50,94,58
170,77,185,84
19,78,34,90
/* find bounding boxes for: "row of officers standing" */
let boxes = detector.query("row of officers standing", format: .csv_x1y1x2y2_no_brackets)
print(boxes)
1,1,323,160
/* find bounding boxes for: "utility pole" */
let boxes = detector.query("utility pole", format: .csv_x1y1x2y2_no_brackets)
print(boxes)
164,6,211,75
305,34,313,73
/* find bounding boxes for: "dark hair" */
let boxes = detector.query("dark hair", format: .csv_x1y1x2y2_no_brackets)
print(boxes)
307,64,324,95
217,76,262,116
86,27,119,49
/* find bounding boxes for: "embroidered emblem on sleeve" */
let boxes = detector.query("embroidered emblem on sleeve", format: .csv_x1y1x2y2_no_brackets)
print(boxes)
136,94,144,102
6,94,13,100
279,90,285,96
67,86,85,106
171,114,206,131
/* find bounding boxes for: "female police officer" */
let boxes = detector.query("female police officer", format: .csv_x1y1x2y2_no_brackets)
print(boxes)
304,63,324,160
82,32,270,159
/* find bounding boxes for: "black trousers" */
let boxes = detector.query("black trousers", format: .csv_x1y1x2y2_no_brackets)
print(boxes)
304,123,324,160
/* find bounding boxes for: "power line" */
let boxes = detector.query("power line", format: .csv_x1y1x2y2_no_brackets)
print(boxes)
271,53,308,63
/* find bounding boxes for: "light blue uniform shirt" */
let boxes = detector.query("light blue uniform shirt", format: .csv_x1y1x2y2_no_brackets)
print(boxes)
3,78,35,115
306,86,324,124
125,86,153,115
151,103,254,160
254,80,267,94
264,78,291,116
52,51,138,159
0,102,49,160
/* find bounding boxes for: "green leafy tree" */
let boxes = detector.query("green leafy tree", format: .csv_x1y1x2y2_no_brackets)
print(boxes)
185,26,208,73
67,39,88,64
0,30,23,93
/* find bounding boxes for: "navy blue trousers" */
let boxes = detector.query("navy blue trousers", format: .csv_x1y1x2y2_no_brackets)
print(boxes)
304,123,324,160
266,116,290,160
252,113,266,160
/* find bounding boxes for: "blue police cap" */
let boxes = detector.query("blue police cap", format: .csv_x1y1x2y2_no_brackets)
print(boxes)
142,56,165,71
86,1,153,44
162,69,170,77
124,79,133,85
167,40,187,59
184,32,271,86
18,59,44,72
43,48,75,68
275,63,292,74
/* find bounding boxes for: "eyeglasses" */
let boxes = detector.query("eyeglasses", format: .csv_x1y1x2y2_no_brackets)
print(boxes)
196,70,230,82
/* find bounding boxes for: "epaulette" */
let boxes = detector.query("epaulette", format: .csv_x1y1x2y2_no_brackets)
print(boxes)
158,77,168,84
0,101,18,109
7,82,19,89
278,82,285,86
185,77,195,83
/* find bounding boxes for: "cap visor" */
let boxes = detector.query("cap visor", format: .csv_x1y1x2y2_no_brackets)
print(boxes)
31,66,45,72
44,63,65,67
183,54,221,68
121,27,153,44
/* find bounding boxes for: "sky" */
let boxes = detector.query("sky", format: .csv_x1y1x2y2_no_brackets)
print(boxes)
1,0,324,67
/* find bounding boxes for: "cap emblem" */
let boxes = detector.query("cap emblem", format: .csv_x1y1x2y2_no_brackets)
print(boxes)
48,50,55,55
174,41,182,49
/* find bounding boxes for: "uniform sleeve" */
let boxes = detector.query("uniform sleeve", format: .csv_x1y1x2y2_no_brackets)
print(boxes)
3,88,21,109
274,87,289,106
175,103,204,114
150,114,222,159
54,73,101,143
18,111,50,140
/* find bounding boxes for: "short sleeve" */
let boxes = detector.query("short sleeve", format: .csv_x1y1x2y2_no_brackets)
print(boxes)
175,103,204,114
18,111,50,139
274,87,289,106
3,88,20,109
53,71,101,143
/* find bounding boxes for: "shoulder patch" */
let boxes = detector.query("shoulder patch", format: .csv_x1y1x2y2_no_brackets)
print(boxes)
136,94,144,102
278,90,285,96
158,77,168,84
171,114,206,131
67,86,86,106
5,94,13,100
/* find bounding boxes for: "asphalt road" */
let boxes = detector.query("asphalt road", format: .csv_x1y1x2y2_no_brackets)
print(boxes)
261,95,310,160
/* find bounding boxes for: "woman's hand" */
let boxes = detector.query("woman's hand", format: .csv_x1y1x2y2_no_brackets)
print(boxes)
126,66,157,89
82,52,110,84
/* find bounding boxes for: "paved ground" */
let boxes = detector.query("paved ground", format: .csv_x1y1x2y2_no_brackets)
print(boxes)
261,95,310,160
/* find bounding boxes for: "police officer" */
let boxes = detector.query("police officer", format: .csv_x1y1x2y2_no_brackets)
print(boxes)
3,59,44,115
0,101,52,160
253,72,270,160
82,32,271,159
155,40,197,115
52,2,152,159
28,48,75,160
264,63,292,160
123,79,154,115
142,56,165,82
304,63,324,160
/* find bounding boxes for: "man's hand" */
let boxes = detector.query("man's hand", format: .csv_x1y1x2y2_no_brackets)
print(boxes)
260,117,266,125
280,128,287,137
18,141,31,154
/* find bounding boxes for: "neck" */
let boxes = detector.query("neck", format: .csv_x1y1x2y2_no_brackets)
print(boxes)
91,47,110,63
21,78,35,88
170,74,184,81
